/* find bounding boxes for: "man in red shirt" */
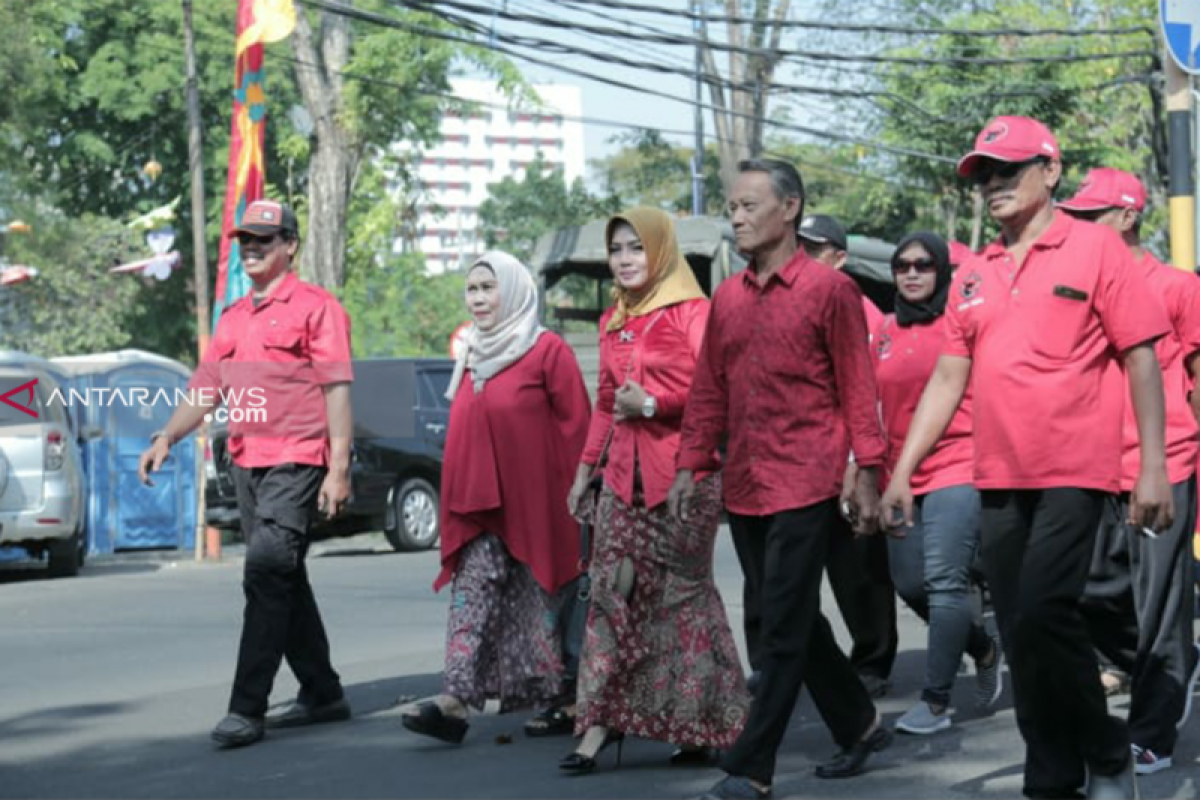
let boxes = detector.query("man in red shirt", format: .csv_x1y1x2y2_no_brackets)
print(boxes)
138,200,354,749
881,117,1173,800
1059,168,1200,775
799,213,898,700
671,159,890,800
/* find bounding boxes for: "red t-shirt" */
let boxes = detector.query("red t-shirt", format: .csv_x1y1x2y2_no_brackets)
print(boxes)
190,272,353,469
872,314,974,495
1119,253,1200,489
862,296,885,340
679,250,886,515
942,213,1169,492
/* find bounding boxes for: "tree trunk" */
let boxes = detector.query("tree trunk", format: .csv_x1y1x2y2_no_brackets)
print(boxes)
291,3,356,289
699,0,792,198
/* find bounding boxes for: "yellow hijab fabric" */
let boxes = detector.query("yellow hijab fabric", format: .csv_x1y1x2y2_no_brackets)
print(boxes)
605,207,706,332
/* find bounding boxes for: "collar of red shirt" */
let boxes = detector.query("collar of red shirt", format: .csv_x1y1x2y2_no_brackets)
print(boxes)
740,248,813,289
980,209,1074,261
239,270,300,312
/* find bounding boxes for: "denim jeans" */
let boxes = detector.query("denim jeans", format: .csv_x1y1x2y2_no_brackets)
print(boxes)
887,483,992,708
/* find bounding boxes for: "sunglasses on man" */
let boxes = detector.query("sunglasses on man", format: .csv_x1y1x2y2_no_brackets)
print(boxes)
970,156,1050,187
235,231,281,247
891,258,938,276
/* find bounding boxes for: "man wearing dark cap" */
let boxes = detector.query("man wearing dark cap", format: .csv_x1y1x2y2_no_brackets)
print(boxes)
799,213,898,699
881,116,1173,799
1060,167,1200,776
138,199,354,748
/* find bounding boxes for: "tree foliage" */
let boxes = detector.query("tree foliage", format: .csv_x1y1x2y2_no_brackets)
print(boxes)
593,129,725,215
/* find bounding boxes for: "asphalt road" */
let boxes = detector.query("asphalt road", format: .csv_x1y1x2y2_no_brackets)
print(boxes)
1,531,1197,799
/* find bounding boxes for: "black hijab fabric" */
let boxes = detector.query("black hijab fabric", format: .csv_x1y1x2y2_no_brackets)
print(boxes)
892,231,952,327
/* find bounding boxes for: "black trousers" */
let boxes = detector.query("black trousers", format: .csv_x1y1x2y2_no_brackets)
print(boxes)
723,500,876,784
228,463,343,718
824,516,899,680
979,489,1129,798
1081,476,1197,756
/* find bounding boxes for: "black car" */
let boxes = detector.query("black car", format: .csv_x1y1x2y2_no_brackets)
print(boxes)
205,357,453,551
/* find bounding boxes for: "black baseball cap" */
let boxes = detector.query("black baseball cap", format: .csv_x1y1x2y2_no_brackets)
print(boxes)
798,214,847,251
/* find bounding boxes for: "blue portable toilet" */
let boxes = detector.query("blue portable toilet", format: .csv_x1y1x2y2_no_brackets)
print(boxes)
51,350,197,554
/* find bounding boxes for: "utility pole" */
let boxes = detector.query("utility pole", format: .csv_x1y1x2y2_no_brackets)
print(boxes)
1164,35,1195,270
182,0,214,560
691,0,705,217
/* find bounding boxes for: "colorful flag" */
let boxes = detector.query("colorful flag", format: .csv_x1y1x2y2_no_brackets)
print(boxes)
212,0,296,330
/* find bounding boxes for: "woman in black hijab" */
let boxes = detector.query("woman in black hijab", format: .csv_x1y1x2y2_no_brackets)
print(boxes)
870,232,1003,737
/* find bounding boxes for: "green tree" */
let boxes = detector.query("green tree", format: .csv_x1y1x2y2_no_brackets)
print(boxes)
594,129,725,215
477,152,616,265
0,211,141,357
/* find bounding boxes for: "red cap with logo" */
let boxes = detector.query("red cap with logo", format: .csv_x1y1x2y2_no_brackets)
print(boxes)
229,199,299,238
957,116,1061,178
1058,167,1146,213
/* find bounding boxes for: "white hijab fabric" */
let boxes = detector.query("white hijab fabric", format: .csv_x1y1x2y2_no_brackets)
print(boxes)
445,250,546,400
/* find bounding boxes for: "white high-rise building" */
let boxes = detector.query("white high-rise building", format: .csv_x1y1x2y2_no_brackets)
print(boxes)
405,79,585,274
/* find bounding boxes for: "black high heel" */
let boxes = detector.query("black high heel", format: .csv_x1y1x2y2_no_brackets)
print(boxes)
558,730,624,774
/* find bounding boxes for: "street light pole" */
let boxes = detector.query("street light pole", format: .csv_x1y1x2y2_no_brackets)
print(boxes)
691,0,705,217
182,0,213,561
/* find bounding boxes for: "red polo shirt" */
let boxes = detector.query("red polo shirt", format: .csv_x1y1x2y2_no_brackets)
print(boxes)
942,213,1169,492
873,314,974,495
1119,253,1200,489
190,271,353,468
678,250,886,516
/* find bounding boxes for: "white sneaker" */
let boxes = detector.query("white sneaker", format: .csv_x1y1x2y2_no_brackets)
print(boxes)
894,701,952,735
975,635,1004,710
1177,642,1200,729
1132,744,1172,775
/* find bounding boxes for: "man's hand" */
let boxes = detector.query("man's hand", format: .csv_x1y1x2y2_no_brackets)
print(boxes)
1129,465,1173,533
137,438,171,486
851,466,881,536
319,469,351,518
613,380,648,422
879,474,915,538
668,469,696,523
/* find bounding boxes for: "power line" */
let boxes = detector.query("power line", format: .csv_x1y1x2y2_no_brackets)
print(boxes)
512,0,1154,38
393,0,1156,65
296,0,958,163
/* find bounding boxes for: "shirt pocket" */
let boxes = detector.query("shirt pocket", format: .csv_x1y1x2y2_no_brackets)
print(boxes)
1028,292,1093,361
260,325,307,362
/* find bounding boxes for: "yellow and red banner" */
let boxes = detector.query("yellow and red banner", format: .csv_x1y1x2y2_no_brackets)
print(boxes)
213,0,296,329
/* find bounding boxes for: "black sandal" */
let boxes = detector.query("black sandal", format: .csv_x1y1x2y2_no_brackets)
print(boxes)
523,706,575,738
401,701,468,744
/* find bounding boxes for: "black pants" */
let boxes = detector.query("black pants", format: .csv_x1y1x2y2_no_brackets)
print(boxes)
1081,476,1197,756
723,500,876,784
825,516,899,680
979,489,1129,798
228,463,343,718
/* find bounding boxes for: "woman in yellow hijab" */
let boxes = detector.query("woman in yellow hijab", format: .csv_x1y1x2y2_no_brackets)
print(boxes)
558,208,749,773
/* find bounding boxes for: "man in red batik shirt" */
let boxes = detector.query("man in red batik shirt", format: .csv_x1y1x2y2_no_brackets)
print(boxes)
671,159,891,800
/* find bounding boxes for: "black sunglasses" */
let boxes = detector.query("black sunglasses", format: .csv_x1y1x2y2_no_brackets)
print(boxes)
970,157,1049,186
235,231,280,246
892,258,938,275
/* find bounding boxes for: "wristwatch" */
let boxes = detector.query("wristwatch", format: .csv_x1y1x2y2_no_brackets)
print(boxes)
641,394,657,418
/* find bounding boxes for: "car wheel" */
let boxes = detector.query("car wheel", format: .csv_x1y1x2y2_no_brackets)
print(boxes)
47,526,83,578
384,478,439,552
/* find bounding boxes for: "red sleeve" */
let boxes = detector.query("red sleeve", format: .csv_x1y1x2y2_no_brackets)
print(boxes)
581,322,615,466
188,315,234,393
941,270,972,358
1165,267,1200,358
826,278,886,468
308,297,354,385
1094,232,1170,353
542,335,591,465
654,300,710,420
678,292,727,471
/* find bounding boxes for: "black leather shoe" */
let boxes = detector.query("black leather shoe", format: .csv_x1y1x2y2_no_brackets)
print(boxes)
211,713,265,749
814,725,892,779
670,745,720,766
698,775,772,799
559,731,623,774
401,701,468,744
265,697,351,729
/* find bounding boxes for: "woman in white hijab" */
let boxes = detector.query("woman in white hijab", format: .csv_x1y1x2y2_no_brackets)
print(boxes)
401,251,591,745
